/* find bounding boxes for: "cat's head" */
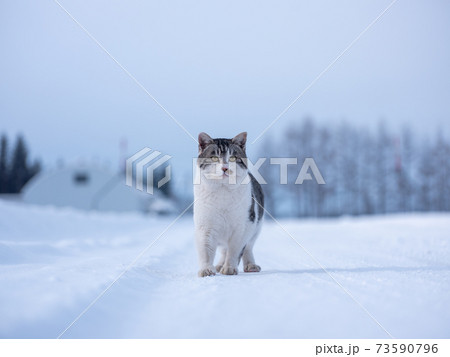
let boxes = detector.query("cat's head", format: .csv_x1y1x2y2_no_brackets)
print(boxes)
197,132,248,184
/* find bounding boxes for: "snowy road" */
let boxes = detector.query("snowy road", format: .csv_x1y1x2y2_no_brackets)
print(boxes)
0,200,449,338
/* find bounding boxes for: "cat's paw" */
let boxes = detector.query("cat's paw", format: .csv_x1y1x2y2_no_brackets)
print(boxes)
244,264,261,273
198,267,216,277
219,266,238,275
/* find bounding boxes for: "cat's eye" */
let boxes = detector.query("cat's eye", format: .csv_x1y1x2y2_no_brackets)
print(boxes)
229,156,237,162
211,156,219,162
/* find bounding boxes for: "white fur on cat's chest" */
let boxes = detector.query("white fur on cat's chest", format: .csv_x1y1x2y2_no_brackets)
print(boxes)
194,182,255,245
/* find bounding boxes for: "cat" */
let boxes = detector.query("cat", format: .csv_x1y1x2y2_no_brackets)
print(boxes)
193,132,264,277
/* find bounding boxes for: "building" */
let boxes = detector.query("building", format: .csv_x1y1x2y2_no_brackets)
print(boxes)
21,165,176,214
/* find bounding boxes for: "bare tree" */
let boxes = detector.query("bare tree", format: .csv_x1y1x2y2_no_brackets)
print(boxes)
257,117,449,218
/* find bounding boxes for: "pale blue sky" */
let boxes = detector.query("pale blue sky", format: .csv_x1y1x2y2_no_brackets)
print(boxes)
1,0,449,177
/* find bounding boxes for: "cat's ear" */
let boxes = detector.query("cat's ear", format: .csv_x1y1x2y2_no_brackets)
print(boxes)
198,132,214,152
232,132,247,148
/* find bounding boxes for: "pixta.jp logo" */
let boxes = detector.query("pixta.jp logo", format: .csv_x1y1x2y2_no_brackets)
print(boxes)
126,148,171,194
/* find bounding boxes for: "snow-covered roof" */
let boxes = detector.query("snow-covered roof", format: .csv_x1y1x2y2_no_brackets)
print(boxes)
22,166,148,212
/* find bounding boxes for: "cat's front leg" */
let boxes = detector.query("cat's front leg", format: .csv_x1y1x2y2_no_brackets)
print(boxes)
219,240,244,275
243,247,261,273
196,232,217,277
215,246,227,273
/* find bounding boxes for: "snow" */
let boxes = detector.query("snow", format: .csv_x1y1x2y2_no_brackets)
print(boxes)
0,200,449,338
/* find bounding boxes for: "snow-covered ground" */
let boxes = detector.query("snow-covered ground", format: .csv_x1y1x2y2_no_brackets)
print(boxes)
0,199,449,339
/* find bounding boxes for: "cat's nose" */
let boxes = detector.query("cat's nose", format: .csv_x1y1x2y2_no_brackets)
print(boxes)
222,167,228,173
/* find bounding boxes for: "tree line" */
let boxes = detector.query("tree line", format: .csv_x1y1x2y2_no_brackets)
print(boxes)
0,134,41,194
258,119,450,217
